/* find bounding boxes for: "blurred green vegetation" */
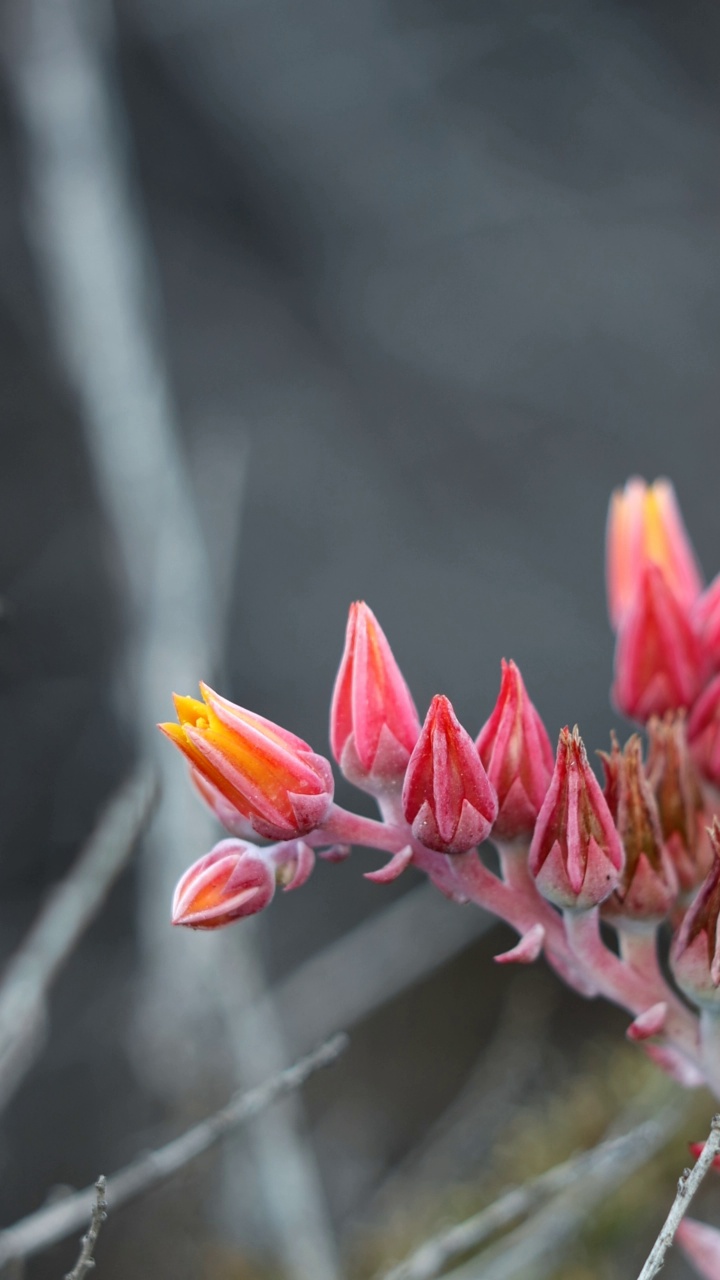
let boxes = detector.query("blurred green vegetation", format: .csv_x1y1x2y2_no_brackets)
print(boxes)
351,1034,714,1280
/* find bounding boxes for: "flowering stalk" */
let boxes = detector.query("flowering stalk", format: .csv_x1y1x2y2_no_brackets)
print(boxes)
562,908,699,1061
162,468,720,1110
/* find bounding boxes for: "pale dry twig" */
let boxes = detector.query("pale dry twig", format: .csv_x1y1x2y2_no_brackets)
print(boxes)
0,1033,348,1269
636,1112,720,1280
8,6,339,1275
64,1177,107,1280
0,769,157,1113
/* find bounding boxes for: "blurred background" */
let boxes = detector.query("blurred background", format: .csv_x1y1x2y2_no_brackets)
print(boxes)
0,0,719,1276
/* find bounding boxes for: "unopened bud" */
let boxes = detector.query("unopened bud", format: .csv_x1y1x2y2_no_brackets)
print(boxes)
403,695,498,854
606,477,702,629
670,819,720,1007
172,840,275,929
612,564,707,722
529,726,624,910
476,659,553,841
646,712,711,893
330,602,421,792
600,735,678,922
688,673,720,789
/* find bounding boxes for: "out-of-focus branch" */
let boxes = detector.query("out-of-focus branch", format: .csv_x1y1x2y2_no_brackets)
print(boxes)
8,3,339,1277
637,1113,720,1280
0,770,157,1112
0,1034,348,1269
64,1177,107,1280
380,1101,685,1280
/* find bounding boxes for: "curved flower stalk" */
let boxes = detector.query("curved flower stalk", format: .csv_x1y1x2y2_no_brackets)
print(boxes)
161,471,720,1103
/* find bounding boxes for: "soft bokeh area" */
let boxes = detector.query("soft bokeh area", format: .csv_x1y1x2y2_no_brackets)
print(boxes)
1,0,719,1276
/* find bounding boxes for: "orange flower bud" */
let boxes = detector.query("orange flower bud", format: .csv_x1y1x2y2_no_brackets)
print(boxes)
172,840,275,929
159,684,334,841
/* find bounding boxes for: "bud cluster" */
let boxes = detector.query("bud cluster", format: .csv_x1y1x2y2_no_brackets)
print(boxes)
158,476,720,1107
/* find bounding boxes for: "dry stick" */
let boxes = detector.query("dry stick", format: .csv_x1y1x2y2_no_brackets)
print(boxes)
0,1034,348,1269
434,1099,687,1280
0,770,157,1112
64,1178,107,1280
381,1103,686,1280
636,1113,720,1280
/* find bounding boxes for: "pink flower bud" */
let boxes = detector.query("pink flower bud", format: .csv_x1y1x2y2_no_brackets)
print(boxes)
695,572,720,673
677,1219,720,1280
271,839,317,892
689,1142,720,1170
476,659,554,841
529,727,624,910
599,735,678,922
606,476,702,629
159,684,334,841
646,712,711,893
172,839,275,929
688,673,720,788
330,602,421,791
612,563,707,722
402,695,498,854
671,820,720,1007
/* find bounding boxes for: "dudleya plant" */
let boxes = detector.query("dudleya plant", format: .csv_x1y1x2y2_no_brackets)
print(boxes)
160,477,720,1121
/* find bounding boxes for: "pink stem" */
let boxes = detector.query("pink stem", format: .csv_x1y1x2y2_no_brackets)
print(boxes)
320,804,410,854
616,922,699,1033
323,805,597,992
616,923,663,978
452,850,597,996
564,909,699,1059
321,805,477,901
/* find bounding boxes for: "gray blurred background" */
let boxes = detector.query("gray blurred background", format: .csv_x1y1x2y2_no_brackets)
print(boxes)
0,0,719,1276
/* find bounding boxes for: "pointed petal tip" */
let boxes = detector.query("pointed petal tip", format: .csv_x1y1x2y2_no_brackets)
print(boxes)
494,924,545,965
364,845,414,883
